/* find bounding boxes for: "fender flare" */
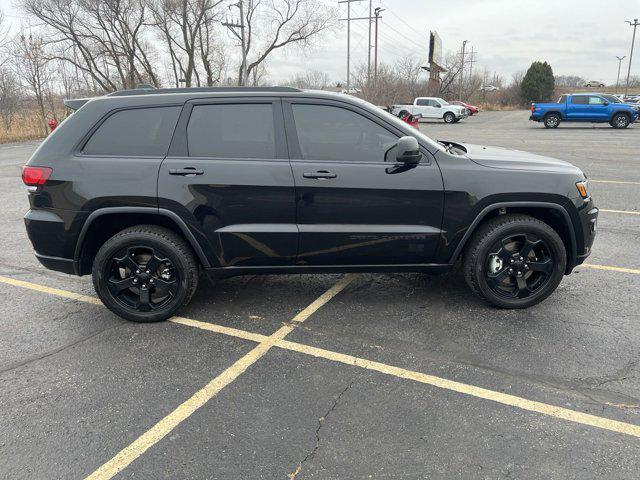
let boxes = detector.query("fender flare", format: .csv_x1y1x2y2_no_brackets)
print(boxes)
448,201,577,266
74,206,211,269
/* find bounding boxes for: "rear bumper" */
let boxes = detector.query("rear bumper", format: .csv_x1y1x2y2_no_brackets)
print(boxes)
35,253,78,275
529,115,542,122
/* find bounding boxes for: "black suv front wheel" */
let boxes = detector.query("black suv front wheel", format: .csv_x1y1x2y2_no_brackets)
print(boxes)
463,214,566,309
92,225,199,322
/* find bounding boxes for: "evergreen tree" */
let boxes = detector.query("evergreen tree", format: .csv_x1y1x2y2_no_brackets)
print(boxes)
521,61,555,103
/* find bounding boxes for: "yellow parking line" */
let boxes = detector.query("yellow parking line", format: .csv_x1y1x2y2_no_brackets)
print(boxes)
581,264,640,275
0,275,102,305
276,340,640,439
84,274,355,480
2,270,640,472
591,180,640,185
600,208,640,216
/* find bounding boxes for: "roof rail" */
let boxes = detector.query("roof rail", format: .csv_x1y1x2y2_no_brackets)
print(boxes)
107,86,301,97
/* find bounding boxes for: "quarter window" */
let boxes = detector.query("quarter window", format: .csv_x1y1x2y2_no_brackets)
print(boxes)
83,106,181,156
291,104,399,163
187,103,275,158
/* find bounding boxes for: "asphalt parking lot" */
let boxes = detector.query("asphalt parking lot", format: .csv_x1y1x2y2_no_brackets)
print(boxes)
1,110,640,479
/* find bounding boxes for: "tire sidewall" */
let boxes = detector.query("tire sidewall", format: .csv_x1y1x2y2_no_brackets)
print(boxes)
444,112,455,123
92,231,194,322
612,113,629,129
472,222,567,309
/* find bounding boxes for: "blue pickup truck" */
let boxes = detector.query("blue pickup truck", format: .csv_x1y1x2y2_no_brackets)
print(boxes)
530,93,639,129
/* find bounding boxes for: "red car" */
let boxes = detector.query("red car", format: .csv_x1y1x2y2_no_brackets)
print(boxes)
451,101,479,115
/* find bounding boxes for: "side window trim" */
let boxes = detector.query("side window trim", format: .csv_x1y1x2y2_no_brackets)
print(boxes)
76,104,184,158
167,97,287,160
282,98,426,165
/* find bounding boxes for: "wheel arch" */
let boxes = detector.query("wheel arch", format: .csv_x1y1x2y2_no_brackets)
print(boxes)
543,110,562,119
450,202,577,274
610,110,631,121
74,207,210,275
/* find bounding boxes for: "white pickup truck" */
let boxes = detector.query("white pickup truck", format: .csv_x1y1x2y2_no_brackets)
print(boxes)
391,97,468,124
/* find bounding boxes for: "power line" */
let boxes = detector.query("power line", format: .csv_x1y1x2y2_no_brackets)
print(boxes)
378,2,427,44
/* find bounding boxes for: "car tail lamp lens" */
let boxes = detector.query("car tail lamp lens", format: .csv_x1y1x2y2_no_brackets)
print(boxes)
576,181,589,198
531,104,536,113
22,166,52,187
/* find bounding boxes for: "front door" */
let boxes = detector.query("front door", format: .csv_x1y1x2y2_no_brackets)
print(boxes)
158,98,297,268
283,99,444,266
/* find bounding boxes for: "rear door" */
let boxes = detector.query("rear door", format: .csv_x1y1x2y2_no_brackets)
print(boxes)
158,97,297,268
283,98,444,266
566,95,592,121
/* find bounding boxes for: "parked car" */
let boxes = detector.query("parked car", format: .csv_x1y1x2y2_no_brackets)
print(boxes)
584,80,605,88
530,93,638,128
450,101,479,115
391,97,468,124
396,110,420,128
480,85,500,92
23,86,597,322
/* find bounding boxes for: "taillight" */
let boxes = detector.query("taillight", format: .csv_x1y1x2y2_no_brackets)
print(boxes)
531,104,536,113
22,166,52,187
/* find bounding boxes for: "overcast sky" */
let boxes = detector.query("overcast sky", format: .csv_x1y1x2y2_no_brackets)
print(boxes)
1,0,638,85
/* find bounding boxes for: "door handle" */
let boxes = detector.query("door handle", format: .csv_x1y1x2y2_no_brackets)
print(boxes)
169,167,204,176
303,171,337,180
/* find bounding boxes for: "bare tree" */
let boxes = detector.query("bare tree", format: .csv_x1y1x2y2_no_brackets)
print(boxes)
286,69,331,89
148,0,224,87
227,0,335,85
0,68,21,129
20,0,159,91
13,32,52,135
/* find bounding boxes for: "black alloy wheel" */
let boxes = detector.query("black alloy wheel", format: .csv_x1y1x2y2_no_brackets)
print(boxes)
92,225,199,322
485,233,554,299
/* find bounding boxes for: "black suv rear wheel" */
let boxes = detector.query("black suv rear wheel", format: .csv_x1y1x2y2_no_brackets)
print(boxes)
463,214,566,309
92,225,199,322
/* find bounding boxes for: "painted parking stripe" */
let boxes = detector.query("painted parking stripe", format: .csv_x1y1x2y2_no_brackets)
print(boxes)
581,264,640,275
84,274,355,480
2,275,640,448
600,208,640,216
591,180,640,185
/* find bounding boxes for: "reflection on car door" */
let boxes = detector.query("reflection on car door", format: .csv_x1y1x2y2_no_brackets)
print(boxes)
158,98,297,268
283,99,444,266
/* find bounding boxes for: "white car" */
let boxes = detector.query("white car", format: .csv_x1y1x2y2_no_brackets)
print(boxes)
480,85,500,92
584,80,605,88
391,97,468,124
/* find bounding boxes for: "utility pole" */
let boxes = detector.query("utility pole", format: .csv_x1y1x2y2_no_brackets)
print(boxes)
616,55,626,90
467,46,477,85
625,18,639,97
459,40,468,100
374,7,384,83
367,0,372,82
222,0,247,86
338,0,366,92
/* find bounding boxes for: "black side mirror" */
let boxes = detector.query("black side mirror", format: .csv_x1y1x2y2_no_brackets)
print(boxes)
434,103,441,108
603,101,609,106
396,136,422,164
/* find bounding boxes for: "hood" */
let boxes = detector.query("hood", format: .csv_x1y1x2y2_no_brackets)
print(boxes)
452,142,582,174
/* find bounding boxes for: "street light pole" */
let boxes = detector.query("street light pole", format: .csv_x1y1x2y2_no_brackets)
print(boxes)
625,19,639,97
616,55,626,91
459,40,468,100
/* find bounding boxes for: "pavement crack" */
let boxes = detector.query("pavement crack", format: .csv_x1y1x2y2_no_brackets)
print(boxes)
0,323,121,375
288,378,357,480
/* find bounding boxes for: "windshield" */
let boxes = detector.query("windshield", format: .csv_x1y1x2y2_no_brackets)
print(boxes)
435,98,449,106
601,94,621,103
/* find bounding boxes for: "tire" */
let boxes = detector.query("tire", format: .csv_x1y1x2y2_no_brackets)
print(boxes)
443,112,456,123
92,225,199,322
543,113,560,128
611,113,630,129
462,214,567,309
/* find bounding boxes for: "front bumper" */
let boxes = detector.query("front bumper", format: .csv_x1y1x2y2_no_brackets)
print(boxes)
573,200,598,269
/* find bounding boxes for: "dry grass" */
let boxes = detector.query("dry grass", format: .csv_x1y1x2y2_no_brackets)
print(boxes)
0,110,47,144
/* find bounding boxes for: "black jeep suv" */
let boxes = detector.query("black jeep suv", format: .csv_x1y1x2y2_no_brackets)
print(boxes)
23,86,597,322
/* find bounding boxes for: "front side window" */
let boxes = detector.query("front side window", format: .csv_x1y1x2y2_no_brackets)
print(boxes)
83,106,181,156
292,104,399,163
589,96,606,105
187,103,275,158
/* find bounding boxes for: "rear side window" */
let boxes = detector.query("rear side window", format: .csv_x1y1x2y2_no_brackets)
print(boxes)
83,106,181,156
416,99,428,106
571,96,588,105
187,103,275,158
291,103,399,163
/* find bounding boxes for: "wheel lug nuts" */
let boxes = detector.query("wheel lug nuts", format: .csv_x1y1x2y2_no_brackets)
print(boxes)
150,279,154,283
135,269,140,274
146,270,150,274
133,278,138,283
